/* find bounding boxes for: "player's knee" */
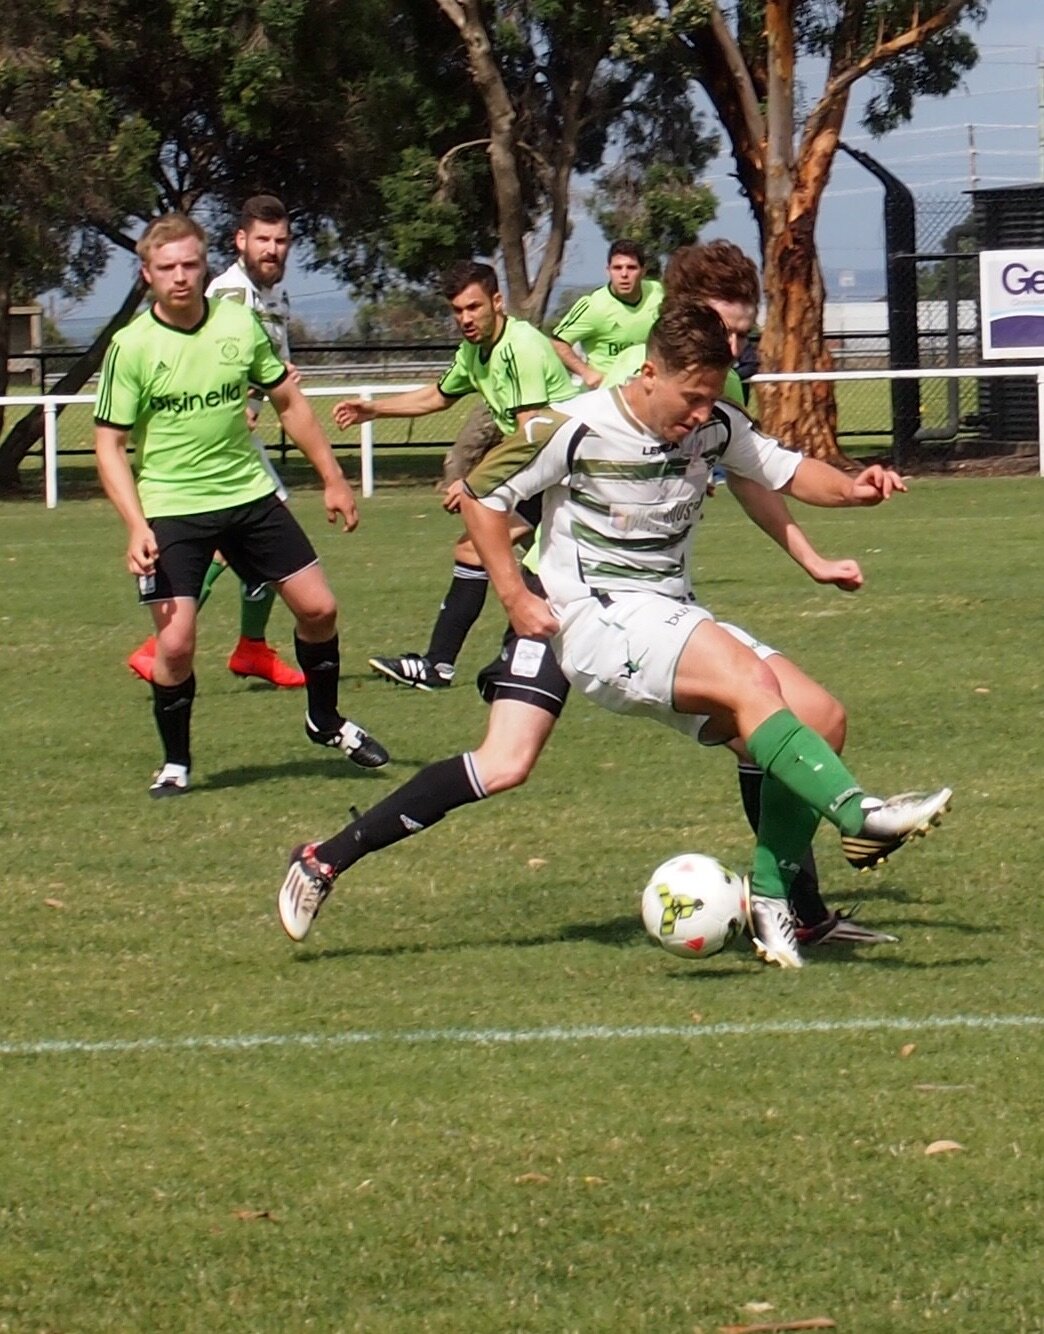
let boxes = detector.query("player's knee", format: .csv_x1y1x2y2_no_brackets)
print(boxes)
819,695,847,752
475,751,537,794
156,634,194,676
293,596,337,638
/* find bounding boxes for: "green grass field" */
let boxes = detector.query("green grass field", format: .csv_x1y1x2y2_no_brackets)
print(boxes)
2,478,1041,1332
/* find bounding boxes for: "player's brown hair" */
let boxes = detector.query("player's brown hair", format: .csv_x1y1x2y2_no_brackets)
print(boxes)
663,239,760,309
136,213,207,263
608,239,646,267
239,194,290,233
441,260,499,302
646,301,733,374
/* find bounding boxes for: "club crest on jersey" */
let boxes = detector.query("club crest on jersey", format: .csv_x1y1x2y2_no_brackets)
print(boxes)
219,338,242,364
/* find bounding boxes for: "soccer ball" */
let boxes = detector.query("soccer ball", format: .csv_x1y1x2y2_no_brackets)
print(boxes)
641,854,748,959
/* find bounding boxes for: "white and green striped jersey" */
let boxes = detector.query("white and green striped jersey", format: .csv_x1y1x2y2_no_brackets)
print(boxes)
466,386,801,610
207,259,291,361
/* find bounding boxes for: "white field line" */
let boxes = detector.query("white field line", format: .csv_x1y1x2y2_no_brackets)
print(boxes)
1,1013,1041,1060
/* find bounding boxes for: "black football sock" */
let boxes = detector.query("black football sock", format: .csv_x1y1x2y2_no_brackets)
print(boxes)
316,754,487,874
425,562,489,671
295,633,341,732
737,762,828,924
151,674,196,769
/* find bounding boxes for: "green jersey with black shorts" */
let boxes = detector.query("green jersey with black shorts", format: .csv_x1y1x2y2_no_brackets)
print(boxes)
95,299,288,518
552,280,664,374
437,316,576,437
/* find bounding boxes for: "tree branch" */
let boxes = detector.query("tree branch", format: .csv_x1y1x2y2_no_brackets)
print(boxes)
820,0,976,110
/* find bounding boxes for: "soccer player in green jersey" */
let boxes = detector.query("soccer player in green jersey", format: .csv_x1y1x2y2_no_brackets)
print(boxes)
550,240,664,389
334,260,576,691
95,213,389,796
127,195,306,689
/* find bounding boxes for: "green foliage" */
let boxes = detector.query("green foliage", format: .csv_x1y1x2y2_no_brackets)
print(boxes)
1,478,1041,1330
352,286,459,342
592,161,718,264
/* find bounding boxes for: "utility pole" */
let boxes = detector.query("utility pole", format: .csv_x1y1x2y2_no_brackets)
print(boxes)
1038,47,1044,180
967,123,979,191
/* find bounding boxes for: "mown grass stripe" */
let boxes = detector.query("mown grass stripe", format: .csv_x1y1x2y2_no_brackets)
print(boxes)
2,1013,1041,1060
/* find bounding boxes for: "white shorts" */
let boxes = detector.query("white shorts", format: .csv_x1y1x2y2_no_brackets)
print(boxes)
556,592,777,745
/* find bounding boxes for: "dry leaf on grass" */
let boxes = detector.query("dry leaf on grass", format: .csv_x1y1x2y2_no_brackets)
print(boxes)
43,898,65,910
899,1042,916,1058
924,1140,964,1155
514,1171,551,1185
582,1175,607,1186
232,1209,280,1222
526,858,547,869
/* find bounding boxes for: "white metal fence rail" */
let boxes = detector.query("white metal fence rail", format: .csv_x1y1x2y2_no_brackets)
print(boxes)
2,365,1042,510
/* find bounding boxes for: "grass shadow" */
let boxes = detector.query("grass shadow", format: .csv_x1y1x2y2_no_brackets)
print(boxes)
293,913,648,963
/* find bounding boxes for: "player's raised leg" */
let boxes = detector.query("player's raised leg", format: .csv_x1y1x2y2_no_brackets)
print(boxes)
673,619,950,968
279,692,559,940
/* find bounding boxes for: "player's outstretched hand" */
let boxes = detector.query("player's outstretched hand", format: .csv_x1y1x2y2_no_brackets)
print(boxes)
809,556,864,592
506,588,560,640
333,398,375,431
325,477,359,532
127,523,158,577
851,465,907,505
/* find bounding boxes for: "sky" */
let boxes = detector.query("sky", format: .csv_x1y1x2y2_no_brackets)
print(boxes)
51,0,1042,338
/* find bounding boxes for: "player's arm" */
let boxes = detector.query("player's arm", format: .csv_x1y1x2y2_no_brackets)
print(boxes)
783,457,907,508
94,426,157,576
461,413,573,637
333,383,452,430
267,377,359,532
728,473,863,592
550,336,602,388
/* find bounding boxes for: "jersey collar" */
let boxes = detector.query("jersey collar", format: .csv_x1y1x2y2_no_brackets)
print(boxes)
149,300,211,336
606,282,645,310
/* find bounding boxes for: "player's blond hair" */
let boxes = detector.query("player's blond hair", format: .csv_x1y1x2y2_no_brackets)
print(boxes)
136,213,207,263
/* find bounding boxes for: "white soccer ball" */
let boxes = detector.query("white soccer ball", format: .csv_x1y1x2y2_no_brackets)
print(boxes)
641,854,748,959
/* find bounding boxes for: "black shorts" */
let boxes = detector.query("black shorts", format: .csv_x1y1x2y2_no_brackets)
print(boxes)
475,569,570,717
141,494,317,604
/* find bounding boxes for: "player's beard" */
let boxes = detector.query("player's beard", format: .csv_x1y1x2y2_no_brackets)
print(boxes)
245,256,286,289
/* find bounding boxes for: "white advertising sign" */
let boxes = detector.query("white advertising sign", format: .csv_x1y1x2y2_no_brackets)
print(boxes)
979,248,1044,360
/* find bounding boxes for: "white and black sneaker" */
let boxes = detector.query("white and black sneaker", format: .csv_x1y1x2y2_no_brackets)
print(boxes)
305,715,389,768
368,653,453,691
148,763,190,799
278,843,335,941
797,905,899,946
841,788,952,871
749,893,804,969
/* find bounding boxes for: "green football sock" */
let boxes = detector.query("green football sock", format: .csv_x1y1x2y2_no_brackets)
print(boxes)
750,773,822,900
197,558,228,610
240,582,275,640
746,708,865,837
